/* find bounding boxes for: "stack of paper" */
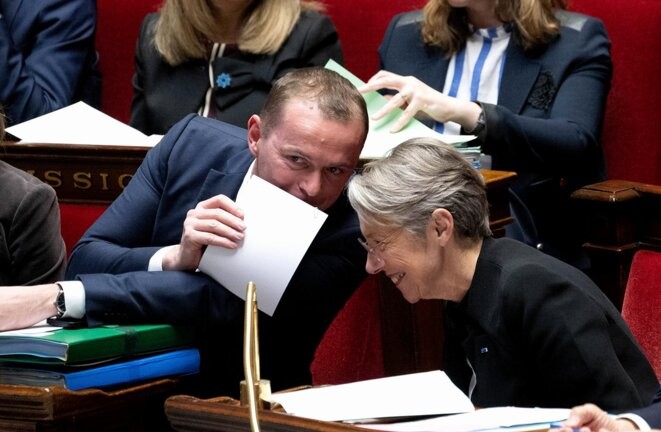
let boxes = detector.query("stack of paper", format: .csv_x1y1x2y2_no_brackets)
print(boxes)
270,370,474,423
5,102,162,146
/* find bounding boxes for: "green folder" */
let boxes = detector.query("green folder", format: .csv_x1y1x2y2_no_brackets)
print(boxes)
0,324,194,366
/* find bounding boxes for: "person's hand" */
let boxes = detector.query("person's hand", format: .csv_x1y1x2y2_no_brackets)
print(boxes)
358,70,481,133
552,404,639,432
162,194,246,271
0,284,60,331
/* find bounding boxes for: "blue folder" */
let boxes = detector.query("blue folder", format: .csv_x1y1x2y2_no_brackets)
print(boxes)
0,348,200,390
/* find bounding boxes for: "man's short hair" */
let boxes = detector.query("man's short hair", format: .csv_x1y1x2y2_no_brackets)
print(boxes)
259,67,368,141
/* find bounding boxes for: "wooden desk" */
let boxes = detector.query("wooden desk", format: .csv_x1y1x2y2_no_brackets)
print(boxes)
571,179,661,309
0,378,180,432
165,394,365,432
0,142,149,205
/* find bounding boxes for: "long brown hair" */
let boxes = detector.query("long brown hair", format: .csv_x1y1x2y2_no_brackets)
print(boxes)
422,0,567,54
155,0,324,65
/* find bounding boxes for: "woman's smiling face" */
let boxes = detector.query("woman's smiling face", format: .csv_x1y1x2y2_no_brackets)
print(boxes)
359,219,445,304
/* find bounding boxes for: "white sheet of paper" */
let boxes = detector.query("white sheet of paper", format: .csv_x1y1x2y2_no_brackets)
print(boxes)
198,175,327,316
324,60,477,160
361,406,570,432
270,370,474,422
0,321,59,337
6,101,156,146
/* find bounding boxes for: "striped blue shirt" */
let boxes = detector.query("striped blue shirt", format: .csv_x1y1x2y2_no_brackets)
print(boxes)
435,24,512,135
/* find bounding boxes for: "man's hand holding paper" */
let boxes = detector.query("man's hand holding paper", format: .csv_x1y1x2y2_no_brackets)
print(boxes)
198,175,327,316
163,195,246,271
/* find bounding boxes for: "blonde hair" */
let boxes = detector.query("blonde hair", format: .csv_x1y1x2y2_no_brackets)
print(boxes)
155,0,324,65
422,0,567,54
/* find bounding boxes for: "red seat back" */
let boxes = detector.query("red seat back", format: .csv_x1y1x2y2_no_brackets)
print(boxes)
621,250,661,380
96,0,162,122
569,0,661,184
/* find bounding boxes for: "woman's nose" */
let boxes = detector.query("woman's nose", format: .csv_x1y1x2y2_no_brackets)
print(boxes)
365,253,384,274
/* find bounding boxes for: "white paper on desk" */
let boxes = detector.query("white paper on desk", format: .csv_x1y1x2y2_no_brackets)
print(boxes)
198,175,327,316
5,101,156,147
0,321,59,337
270,370,474,422
324,60,478,160
362,406,570,432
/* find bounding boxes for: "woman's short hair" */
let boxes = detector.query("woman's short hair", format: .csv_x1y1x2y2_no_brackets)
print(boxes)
155,0,324,65
348,138,492,243
259,67,368,141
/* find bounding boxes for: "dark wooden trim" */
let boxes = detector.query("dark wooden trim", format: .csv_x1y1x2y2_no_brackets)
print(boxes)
165,395,368,432
571,180,661,309
0,141,148,205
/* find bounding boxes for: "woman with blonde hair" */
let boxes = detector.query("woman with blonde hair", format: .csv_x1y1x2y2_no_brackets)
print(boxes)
360,0,612,268
130,0,342,135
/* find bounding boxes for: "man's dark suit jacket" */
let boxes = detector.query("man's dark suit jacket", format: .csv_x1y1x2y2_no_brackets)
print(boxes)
130,10,343,135
444,237,659,411
634,400,661,429
378,10,612,263
66,115,367,396
0,0,100,125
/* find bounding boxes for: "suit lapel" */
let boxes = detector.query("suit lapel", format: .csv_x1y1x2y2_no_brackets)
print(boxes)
196,150,253,202
499,42,540,113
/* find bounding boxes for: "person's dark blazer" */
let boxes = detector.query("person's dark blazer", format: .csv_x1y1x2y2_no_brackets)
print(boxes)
66,114,367,396
378,10,612,263
130,10,344,135
0,160,66,285
634,398,661,429
0,0,100,125
443,237,659,411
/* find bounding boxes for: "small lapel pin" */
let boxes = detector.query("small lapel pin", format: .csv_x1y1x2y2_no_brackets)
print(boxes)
480,347,489,354
216,72,232,89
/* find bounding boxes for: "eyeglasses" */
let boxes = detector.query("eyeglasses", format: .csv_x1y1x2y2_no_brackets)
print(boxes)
357,230,399,266
357,237,384,265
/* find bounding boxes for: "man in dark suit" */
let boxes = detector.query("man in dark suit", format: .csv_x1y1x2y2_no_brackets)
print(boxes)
0,67,368,396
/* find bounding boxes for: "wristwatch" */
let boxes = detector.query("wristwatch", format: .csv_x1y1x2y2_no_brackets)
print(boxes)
466,107,486,135
54,284,66,318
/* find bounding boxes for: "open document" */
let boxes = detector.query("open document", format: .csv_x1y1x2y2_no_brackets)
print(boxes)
362,406,570,432
198,175,327,316
6,102,162,146
270,370,474,423
324,60,478,160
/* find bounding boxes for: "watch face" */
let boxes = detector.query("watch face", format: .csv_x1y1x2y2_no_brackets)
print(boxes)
56,288,66,317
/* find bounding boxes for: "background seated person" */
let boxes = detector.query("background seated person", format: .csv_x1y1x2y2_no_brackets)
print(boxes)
0,0,100,125
0,68,368,398
130,0,344,135
0,108,66,284
557,397,661,431
359,0,611,267
346,138,658,410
